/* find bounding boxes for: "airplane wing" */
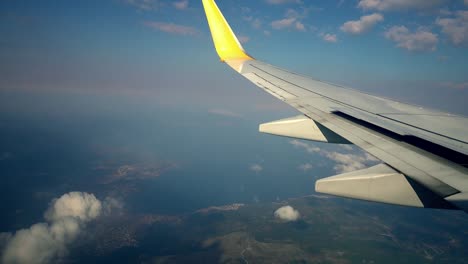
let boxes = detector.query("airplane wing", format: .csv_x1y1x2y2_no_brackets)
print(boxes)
201,0,468,212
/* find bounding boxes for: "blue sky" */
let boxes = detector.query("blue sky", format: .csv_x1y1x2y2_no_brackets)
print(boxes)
0,0,467,114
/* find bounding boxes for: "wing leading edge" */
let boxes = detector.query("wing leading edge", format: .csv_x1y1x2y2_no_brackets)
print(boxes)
201,0,468,212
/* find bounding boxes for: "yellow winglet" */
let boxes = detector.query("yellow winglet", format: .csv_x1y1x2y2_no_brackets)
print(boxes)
202,0,253,62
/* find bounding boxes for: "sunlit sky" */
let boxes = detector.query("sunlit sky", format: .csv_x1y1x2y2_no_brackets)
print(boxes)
1,0,467,114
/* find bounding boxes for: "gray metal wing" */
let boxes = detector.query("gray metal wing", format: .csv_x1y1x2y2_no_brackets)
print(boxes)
202,0,468,212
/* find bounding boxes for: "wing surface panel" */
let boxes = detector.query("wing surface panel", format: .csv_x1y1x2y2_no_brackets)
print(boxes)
241,61,468,155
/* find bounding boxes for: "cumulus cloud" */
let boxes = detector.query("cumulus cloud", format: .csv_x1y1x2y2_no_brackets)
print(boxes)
289,140,321,153
384,26,438,51
271,8,308,31
357,0,445,11
298,163,313,171
325,152,379,173
144,21,197,35
295,21,306,31
244,16,263,30
321,33,338,42
288,139,379,173
44,192,102,222
173,0,188,10
102,197,124,214
274,206,300,221
125,0,161,11
266,0,301,4
250,164,263,173
1,192,107,264
271,18,296,30
340,13,384,35
436,11,468,46
208,108,242,118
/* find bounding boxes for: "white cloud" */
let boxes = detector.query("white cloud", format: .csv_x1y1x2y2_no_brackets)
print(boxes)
436,11,468,46
271,8,308,31
244,17,263,30
465,0,468,6
208,108,242,118
125,0,161,11
289,140,321,153
250,164,263,173
289,140,379,174
384,26,438,51
173,0,188,10
266,0,301,5
44,192,102,222
271,17,297,30
357,0,445,11
298,163,313,171
322,33,338,42
340,13,384,35
144,21,197,36
274,206,300,221
1,192,107,264
238,35,250,44
295,21,306,31
325,152,378,173
441,82,468,90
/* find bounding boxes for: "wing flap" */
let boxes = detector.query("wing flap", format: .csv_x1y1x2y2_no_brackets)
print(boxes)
316,164,425,207
316,164,459,209
259,115,350,143
315,164,424,207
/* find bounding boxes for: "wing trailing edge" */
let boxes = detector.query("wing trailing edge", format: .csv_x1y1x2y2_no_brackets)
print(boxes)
259,115,350,144
316,164,458,209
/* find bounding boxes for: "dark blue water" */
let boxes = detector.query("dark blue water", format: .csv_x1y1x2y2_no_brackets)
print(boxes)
0,93,333,230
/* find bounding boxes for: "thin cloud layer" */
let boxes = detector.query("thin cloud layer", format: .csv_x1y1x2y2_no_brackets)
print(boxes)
288,140,379,173
274,205,300,221
238,35,250,44
250,164,263,173
325,151,378,173
126,0,161,11
322,33,338,42
436,11,468,46
341,13,384,35
271,18,305,31
298,163,313,171
1,192,111,264
266,0,301,5
441,82,468,90
144,21,197,35
290,140,321,153
208,108,242,118
384,26,438,51
173,0,188,10
357,0,445,11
